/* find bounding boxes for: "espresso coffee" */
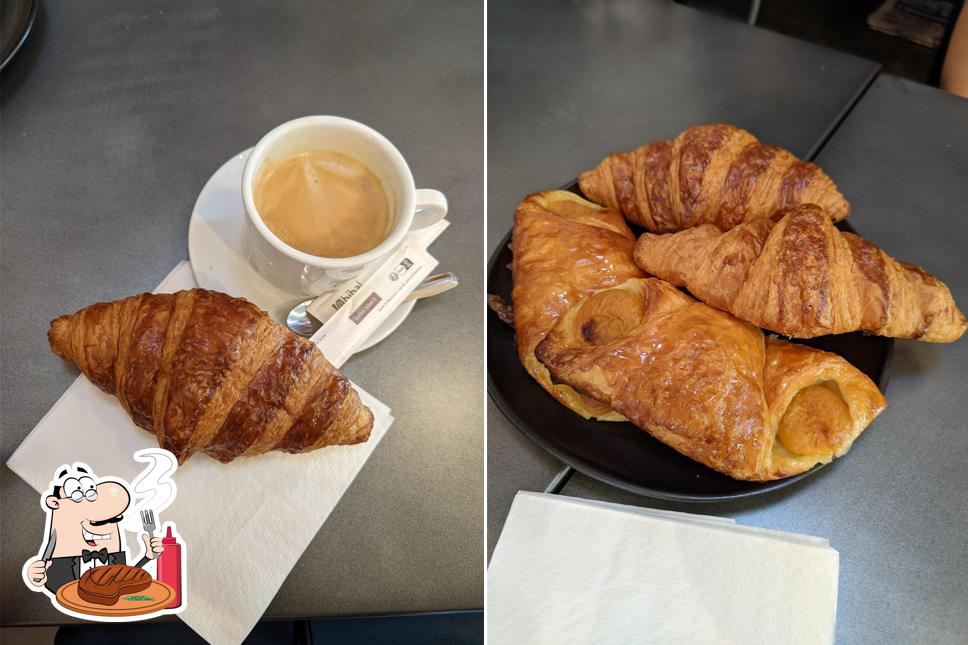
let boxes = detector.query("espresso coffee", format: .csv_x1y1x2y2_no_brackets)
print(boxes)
253,150,390,258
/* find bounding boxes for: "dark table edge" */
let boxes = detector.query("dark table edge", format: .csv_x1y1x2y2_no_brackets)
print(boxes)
0,608,485,629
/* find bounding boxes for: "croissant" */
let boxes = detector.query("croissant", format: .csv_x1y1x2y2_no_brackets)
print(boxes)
512,190,645,420
534,278,887,480
578,123,850,232
634,204,967,342
48,289,374,463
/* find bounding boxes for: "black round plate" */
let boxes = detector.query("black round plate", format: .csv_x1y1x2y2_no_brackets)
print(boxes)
487,181,893,502
1,0,38,71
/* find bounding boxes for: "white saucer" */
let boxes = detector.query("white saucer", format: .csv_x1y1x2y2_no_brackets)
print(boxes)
187,149,415,354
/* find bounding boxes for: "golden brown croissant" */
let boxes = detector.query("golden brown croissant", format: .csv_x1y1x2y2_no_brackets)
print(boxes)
512,190,645,420
534,278,887,480
579,123,850,232
634,204,967,342
48,289,374,463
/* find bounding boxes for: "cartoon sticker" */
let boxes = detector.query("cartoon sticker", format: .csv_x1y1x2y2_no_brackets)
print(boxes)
22,449,187,621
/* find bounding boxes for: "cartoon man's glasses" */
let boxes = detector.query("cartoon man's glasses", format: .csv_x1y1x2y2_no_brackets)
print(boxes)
59,476,97,502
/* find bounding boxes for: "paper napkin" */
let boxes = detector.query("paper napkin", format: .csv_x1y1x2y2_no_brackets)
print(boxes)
7,261,395,645
488,492,839,645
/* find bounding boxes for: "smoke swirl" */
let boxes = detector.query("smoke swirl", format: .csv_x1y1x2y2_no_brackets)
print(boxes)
121,449,178,534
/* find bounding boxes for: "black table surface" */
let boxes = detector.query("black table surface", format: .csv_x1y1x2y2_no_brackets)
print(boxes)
1,0,484,627
487,0,880,556
561,75,968,643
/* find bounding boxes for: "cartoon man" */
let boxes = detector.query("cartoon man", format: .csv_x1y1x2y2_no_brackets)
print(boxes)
24,463,164,594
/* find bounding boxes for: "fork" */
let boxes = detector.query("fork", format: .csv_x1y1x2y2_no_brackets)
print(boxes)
140,509,157,536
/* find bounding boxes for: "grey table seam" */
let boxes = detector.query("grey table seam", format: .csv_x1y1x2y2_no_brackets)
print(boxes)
803,63,882,161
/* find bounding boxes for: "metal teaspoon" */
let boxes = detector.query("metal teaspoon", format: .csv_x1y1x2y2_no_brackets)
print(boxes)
286,272,458,337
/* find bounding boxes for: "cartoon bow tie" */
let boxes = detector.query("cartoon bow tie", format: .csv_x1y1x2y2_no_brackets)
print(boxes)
81,548,108,564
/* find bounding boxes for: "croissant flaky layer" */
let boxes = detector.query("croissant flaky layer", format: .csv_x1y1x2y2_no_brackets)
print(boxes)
535,278,887,481
579,123,849,232
49,289,373,463
634,204,967,342
511,190,645,420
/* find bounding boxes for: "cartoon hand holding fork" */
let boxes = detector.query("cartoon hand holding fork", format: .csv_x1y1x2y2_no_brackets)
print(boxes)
140,509,165,561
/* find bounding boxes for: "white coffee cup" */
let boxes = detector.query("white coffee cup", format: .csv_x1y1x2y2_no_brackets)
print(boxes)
241,116,447,295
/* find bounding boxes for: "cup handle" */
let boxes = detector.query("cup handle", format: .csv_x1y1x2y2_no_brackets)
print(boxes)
410,189,448,230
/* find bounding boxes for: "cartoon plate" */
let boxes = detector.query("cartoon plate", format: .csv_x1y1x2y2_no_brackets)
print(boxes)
56,579,175,617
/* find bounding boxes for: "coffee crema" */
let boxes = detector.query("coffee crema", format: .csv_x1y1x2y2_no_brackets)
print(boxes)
253,150,390,258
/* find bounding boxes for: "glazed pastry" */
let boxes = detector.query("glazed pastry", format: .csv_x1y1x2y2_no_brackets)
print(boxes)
49,289,373,463
579,123,849,232
512,190,645,419
534,278,886,481
634,204,967,342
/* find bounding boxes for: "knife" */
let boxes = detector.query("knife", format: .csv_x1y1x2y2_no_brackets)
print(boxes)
41,528,56,561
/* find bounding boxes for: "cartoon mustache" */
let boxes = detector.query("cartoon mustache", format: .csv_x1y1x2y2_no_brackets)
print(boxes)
88,514,123,526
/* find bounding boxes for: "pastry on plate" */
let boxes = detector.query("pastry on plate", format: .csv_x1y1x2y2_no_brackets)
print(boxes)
49,289,373,463
535,278,887,480
579,123,849,232
511,190,645,420
634,204,967,342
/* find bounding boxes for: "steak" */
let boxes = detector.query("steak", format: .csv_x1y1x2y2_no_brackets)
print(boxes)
78,564,151,606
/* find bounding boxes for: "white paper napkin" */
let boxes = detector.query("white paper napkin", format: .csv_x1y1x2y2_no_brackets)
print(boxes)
488,492,839,645
7,261,394,645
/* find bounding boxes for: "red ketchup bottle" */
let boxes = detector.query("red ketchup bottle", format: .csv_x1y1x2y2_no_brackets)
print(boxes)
157,525,183,609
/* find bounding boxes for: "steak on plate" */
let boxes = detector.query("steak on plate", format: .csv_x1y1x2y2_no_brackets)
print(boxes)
77,564,151,606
